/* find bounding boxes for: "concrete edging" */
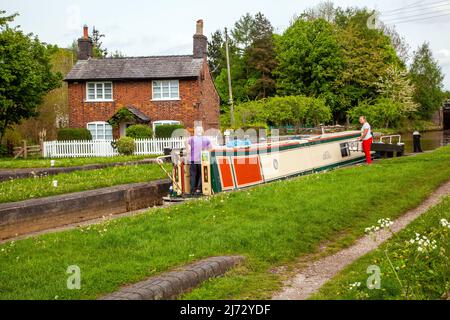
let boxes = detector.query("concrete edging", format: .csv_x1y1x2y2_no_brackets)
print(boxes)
0,179,171,239
100,256,245,300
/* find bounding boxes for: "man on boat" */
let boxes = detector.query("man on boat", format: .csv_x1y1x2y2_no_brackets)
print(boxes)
186,126,212,195
358,116,372,164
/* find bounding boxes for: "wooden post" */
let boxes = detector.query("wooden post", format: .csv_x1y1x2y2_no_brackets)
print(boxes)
23,140,28,159
224,28,235,128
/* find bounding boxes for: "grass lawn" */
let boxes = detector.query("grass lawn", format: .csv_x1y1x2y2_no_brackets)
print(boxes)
0,146,449,299
0,155,153,169
0,163,169,203
311,195,450,300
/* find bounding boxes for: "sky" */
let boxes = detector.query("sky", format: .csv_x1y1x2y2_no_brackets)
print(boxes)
1,0,450,89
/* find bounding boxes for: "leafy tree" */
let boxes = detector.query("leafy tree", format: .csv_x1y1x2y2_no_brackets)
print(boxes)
243,13,277,99
92,27,107,58
377,65,418,112
301,0,336,22
207,30,225,77
275,17,343,117
333,8,401,119
231,13,255,52
348,98,406,129
409,42,445,119
0,11,62,142
15,47,74,142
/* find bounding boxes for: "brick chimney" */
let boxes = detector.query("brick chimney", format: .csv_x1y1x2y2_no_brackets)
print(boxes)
193,19,207,59
77,25,93,60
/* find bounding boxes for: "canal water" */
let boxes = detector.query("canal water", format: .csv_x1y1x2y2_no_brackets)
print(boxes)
401,130,450,153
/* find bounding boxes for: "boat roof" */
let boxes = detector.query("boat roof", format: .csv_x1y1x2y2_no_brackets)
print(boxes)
211,130,360,153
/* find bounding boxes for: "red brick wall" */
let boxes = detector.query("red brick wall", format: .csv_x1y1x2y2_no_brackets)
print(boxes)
68,60,220,136
199,61,220,130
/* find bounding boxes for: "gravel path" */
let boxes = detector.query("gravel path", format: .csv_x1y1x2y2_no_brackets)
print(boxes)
273,180,450,300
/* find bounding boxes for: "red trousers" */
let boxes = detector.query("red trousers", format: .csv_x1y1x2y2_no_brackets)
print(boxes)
362,137,373,164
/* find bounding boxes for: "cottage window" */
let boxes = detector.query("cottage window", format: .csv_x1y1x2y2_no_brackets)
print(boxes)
86,82,113,101
87,121,113,140
152,80,179,100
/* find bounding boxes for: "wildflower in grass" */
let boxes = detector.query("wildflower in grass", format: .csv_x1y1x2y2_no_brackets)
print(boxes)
440,218,449,228
365,217,394,235
408,233,437,253
349,282,361,290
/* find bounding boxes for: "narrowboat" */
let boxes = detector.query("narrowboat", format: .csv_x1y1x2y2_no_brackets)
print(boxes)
163,130,368,197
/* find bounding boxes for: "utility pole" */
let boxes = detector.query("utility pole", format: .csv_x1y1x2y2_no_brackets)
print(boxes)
224,27,235,128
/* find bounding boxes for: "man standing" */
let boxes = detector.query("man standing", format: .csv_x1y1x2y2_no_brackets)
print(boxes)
186,126,212,195
358,116,373,164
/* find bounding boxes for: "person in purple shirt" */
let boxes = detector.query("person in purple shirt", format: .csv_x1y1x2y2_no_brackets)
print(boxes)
186,126,212,195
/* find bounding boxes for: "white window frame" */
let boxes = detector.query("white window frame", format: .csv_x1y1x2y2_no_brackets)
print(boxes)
87,121,113,140
152,80,180,101
86,82,113,102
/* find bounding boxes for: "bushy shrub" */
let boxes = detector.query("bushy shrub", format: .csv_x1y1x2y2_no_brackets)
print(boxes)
126,124,152,139
57,128,92,141
155,124,185,138
348,98,407,129
116,136,135,155
232,95,332,129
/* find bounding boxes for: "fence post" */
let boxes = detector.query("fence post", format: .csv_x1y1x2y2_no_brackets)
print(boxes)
23,140,28,159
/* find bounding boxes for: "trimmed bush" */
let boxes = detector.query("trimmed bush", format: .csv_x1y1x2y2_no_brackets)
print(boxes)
155,124,185,138
116,136,135,155
125,124,152,139
57,128,92,141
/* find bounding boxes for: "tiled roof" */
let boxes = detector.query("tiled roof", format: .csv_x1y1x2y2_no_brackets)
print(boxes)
126,106,150,122
65,55,203,81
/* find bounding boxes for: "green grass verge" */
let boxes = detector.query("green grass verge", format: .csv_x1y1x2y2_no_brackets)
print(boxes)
311,196,450,300
0,164,168,203
0,146,449,299
0,155,153,169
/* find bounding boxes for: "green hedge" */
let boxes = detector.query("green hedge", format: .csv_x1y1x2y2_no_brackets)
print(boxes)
155,124,185,138
57,128,92,141
126,124,152,139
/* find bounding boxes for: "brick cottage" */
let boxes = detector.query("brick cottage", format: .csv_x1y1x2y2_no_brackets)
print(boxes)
64,20,220,139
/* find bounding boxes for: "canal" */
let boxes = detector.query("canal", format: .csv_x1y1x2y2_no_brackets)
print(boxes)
401,130,450,153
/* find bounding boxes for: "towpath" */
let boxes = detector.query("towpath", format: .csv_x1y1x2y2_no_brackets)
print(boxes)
273,179,450,300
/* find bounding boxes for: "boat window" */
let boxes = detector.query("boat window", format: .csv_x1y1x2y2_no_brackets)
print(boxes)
340,143,350,157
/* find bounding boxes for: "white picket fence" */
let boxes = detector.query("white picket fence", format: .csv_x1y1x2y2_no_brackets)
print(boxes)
43,136,219,158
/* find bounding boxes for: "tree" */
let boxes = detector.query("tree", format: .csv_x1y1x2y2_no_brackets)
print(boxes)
409,42,445,119
275,17,343,117
16,48,74,142
213,12,276,104
92,27,107,58
207,30,225,77
333,8,402,120
302,0,336,22
377,65,418,112
231,13,255,52
243,13,277,99
0,11,62,142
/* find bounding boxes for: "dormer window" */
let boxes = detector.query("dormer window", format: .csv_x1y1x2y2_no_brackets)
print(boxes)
152,80,179,100
86,82,113,101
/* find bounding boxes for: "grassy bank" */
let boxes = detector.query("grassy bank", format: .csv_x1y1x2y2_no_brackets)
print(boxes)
0,163,168,203
0,146,449,299
0,155,152,169
311,196,450,300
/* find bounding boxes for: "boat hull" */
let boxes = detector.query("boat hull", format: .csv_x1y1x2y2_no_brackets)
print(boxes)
202,131,366,194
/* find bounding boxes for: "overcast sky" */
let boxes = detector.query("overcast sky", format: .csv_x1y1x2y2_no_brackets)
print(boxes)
1,0,450,89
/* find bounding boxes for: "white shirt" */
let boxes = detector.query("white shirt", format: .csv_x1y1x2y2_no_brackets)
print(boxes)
361,122,372,141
